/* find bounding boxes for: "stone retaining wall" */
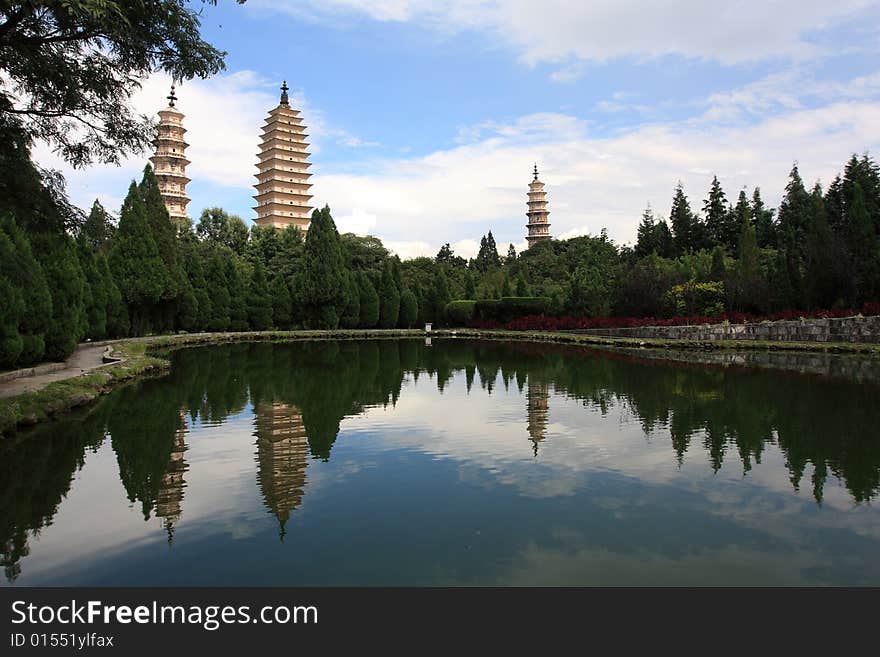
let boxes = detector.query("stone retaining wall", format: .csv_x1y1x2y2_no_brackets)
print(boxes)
575,315,880,343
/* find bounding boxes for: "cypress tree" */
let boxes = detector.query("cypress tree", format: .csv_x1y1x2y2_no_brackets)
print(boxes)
805,184,838,309
824,176,845,233
139,165,182,331
751,187,776,249
670,183,703,254
203,246,231,332
398,288,418,328
109,182,168,335
378,259,401,329
703,176,736,251
180,232,211,332
0,215,52,364
100,254,129,337
226,256,249,332
270,274,293,329
34,232,87,360
0,230,24,368
81,199,115,252
847,181,880,303
515,275,529,296
340,272,361,329
635,205,657,257
732,190,761,311
655,219,675,258
357,272,379,328
777,164,811,256
246,260,273,330
301,206,346,329
77,240,108,339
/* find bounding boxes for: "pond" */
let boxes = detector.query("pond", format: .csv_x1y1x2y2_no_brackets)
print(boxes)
2,339,879,586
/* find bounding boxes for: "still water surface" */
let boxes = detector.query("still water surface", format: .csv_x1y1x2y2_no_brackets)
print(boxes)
2,339,879,585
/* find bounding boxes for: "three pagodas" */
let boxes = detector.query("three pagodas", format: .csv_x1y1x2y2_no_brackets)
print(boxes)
150,82,551,244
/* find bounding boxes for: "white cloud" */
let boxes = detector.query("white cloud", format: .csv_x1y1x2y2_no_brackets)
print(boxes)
384,240,434,259
312,89,880,249
336,207,378,234
256,0,879,67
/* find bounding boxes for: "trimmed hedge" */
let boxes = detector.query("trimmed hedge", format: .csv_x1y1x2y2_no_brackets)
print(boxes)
446,300,476,326
474,296,550,323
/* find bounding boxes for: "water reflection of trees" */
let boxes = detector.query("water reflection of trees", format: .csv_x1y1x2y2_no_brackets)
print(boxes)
2,338,879,582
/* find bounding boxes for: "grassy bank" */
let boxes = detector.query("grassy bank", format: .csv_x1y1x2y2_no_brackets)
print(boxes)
1,328,877,435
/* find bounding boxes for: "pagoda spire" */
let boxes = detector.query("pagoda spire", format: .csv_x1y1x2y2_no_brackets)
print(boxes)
525,163,551,247
253,81,313,230
167,82,177,107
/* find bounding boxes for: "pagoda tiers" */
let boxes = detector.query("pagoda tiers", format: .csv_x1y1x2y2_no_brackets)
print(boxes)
253,81,313,230
525,164,551,247
149,84,191,223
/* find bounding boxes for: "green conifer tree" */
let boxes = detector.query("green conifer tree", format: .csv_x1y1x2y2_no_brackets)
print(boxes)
378,259,401,329
670,183,704,254
246,260,273,330
270,274,293,329
109,182,168,335
340,272,361,329
847,181,880,303
751,187,776,249
635,205,657,257
777,164,811,257
0,231,24,368
398,288,418,328
357,271,380,328
34,232,87,359
301,206,346,329
703,175,736,251
100,255,129,337
77,240,108,339
805,184,838,309
139,164,183,331
226,257,249,332
81,200,115,252
732,190,762,312
0,215,53,363
202,246,231,332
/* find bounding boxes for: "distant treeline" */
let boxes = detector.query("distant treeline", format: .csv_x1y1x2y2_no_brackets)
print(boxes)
2,141,879,371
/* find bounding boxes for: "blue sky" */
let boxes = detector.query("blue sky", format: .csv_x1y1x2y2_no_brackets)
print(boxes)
36,1,880,258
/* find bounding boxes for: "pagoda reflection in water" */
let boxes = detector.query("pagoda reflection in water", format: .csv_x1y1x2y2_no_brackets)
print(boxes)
254,402,309,541
526,377,550,457
155,410,189,544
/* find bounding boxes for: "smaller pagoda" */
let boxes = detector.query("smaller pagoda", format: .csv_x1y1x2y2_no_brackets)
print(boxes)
149,84,191,223
526,164,551,247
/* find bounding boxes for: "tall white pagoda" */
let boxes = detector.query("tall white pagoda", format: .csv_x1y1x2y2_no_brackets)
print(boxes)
149,84,191,223
253,81,313,230
526,164,551,247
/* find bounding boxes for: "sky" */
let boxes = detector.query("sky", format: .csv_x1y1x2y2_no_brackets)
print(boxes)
33,0,880,259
